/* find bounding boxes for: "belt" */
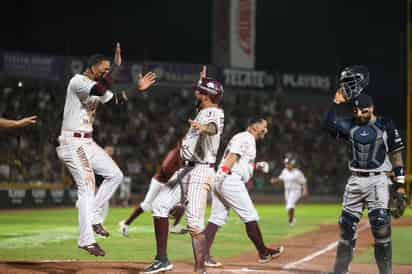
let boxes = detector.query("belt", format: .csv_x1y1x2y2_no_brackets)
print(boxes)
352,171,382,177
73,132,92,138
184,161,215,168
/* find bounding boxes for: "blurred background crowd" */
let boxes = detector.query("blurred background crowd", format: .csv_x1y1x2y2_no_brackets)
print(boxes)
0,76,350,201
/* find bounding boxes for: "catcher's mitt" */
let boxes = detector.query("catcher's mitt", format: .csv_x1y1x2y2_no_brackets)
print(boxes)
389,186,407,219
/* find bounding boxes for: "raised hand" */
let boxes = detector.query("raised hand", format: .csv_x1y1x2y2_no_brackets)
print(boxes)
114,42,122,66
136,72,156,91
199,65,207,80
334,88,347,104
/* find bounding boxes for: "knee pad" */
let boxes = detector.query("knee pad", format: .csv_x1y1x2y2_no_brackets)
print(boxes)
369,208,391,243
338,210,359,243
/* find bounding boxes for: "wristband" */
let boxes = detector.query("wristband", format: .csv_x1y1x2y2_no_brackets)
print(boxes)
220,165,231,174
393,166,405,184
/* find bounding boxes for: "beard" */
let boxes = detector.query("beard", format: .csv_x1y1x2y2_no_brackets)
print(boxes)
355,115,371,125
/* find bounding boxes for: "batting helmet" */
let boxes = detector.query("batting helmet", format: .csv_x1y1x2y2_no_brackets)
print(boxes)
339,65,369,100
284,152,297,166
194,77,224,104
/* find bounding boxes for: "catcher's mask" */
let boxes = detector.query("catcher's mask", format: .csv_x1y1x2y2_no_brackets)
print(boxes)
339,65,369,100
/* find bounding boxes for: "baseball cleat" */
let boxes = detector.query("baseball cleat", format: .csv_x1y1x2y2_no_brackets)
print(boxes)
78,243,106,256
169,224,188,234
288,218,296,226
92,223,110,238
119,220,129,237
205,256,222,268
258,245,284,263
141,258,173,273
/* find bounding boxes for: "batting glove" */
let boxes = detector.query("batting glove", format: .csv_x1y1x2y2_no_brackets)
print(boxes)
256,161,269,173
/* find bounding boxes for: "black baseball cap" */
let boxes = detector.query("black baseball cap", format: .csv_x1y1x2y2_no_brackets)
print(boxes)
352,94,374,108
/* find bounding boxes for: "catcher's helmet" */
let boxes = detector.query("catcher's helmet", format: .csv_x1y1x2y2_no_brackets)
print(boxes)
284,152,297,166
339,65,369,100
194,77,224,104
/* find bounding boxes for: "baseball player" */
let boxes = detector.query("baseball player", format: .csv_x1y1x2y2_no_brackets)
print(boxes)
119,66,210,237
270,153,308,226
204,118,284,268
142,77,224,274
56,44,156,256
118,141,187,236
0,116,37,128
322,65,406,274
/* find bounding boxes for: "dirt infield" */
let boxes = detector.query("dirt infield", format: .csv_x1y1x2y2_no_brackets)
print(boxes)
1,218,411,274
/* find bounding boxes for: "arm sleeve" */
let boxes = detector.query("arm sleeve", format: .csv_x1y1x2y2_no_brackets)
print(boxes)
70,76,96,103
323,103,352,140
385,119,405,153
228,137,249,158
98,90,114,104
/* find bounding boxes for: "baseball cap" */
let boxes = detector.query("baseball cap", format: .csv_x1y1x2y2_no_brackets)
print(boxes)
352,94,374,108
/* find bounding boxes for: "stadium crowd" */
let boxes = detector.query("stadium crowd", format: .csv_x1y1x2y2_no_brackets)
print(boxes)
0,78,349,196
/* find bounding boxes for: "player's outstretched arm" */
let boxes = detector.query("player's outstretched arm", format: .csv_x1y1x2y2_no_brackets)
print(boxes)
0,116,37,129
199,65,206,80
114,42,122,66
136,72,156,92
188,119,217,135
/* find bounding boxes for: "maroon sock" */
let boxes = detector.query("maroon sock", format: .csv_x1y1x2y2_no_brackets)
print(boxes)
154,217,169,259
288,208,295,223
245,221,267,256
204,222,219,257
124,206,144,225
192,232,206,272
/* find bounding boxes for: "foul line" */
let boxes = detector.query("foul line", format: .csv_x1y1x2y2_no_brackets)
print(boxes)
282,223,370,270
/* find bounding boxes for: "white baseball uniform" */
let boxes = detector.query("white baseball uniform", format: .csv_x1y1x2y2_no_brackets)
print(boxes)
278,168,307,209
209,131,259,226
152,107,224,233
140,177,165,211
56,74,124,247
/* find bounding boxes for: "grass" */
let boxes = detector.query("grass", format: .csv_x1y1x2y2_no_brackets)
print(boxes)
0,204,410,264
354,208,412,265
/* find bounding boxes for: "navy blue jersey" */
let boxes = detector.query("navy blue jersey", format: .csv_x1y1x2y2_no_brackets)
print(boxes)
323,104,405,171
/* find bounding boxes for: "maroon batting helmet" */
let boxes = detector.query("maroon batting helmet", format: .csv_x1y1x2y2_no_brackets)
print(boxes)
193,77,224,104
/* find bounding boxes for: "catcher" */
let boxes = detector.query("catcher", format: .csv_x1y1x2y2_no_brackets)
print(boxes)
322,65,406,274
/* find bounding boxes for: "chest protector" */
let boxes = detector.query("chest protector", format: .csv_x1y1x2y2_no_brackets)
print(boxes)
349,122,387,169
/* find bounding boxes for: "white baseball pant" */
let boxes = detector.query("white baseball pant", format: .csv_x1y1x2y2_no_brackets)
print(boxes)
285,188,302,210
209,173,259,226
56,135,123,246
140,178,164,211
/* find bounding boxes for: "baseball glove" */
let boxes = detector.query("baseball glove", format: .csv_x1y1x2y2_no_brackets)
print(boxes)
389,186,407,219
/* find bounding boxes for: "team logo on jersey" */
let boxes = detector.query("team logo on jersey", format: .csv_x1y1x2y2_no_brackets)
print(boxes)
360,130,369,137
